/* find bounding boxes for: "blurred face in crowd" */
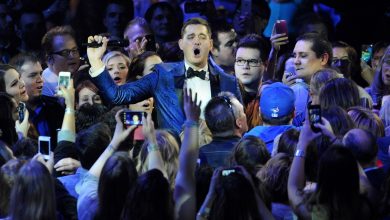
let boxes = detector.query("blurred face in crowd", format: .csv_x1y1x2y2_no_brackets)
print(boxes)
3,68,28,103
143,55,162,76
211,30,237,68
293,40,326,82
124,24,152,57
104,3,129,38
234,47,264,91
372,47,386,71
332,47,351,78
18,12,46,50
19,61,44,99
150,7,174,40
107,55,129,85
49,34,80,74
179,24,213,69
382,50,390,86
77,87,102,107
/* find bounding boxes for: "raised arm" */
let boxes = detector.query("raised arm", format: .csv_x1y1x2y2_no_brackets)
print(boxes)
288,113,322,219
175,89,201,220
88,110,136,177
264,24,289,81
86,35,155,105
142,112,168,179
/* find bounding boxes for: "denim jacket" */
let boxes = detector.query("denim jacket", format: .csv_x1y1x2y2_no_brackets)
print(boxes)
92,60,242,135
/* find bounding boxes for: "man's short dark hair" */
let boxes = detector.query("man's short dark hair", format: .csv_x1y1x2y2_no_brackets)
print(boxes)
297,33,332,66
76,122,111,170
343,129,377,165
41,26,76,58
123,17,151,39
236,34,268,62
261,111,294,126
211,22,234,49
181,17,211,38
204,93,237,135
9,53,40,73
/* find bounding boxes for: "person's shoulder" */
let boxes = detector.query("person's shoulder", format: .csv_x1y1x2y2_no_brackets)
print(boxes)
154,61,183,73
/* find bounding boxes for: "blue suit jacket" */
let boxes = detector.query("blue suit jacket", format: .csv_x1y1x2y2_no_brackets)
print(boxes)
92,60,242,135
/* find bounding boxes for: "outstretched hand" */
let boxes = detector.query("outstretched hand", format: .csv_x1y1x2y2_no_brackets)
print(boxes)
183,88,201,122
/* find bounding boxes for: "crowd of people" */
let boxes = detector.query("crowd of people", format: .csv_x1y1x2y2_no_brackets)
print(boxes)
0,0,390,219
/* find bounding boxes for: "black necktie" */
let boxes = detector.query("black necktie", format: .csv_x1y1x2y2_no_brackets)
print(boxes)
186,67,206,80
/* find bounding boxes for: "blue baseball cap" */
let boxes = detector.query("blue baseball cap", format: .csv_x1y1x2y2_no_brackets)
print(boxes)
260,82,295,118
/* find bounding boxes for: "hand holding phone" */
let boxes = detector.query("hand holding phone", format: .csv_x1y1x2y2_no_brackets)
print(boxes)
38,136,51,160
58,71,71,95
308,104,321,133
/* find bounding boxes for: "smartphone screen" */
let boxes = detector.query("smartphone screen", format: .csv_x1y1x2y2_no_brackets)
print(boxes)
222,169,236,176
18,102,25,122
123,111,144,126
38,136,51,160
308,105,321,132
275,20,288,35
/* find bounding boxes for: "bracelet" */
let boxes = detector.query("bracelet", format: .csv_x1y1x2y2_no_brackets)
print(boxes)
183,120,199,127
147,143,159,153
65,108,75,114
294,149,305,158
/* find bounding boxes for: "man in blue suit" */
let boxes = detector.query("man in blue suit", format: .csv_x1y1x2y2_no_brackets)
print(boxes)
86,18,242,135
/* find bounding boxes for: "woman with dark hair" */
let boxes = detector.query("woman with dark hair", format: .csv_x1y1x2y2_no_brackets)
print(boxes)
371,45,390,105
144,2,182,44
331,41,369,87
198,166,273,220
275,129,300,157
322,106,355,138
229,135,270,177
0,64,29,104
128,51,162,82
75,80,102,108
9,160,56,220
319,77,361,111
0,93,29,148
94,152,138,220
0,159,25,218
288,114,374,220
121,169,174,220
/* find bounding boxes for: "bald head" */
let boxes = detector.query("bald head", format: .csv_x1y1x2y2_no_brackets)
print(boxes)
343,128,377,167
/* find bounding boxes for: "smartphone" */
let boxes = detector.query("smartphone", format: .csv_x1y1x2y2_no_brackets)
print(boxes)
58,71,71,95
308,104,321,133
38,136,51,160
122,111,144,126
361,44,373,63
275,20,288,35
241,0,252,16
222,168,236,176
18,102,26,122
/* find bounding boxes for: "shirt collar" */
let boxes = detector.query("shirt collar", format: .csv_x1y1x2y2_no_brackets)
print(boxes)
184,60,209,78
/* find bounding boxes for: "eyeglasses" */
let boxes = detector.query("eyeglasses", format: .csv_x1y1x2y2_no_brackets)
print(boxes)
51,48,79,57
235,58,262,67
217,96,236,120
331,58,350,66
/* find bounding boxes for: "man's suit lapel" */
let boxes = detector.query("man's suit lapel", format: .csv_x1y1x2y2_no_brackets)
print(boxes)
209,62,221,97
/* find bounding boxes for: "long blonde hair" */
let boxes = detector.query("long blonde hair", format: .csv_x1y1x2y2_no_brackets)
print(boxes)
136,130,179,189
